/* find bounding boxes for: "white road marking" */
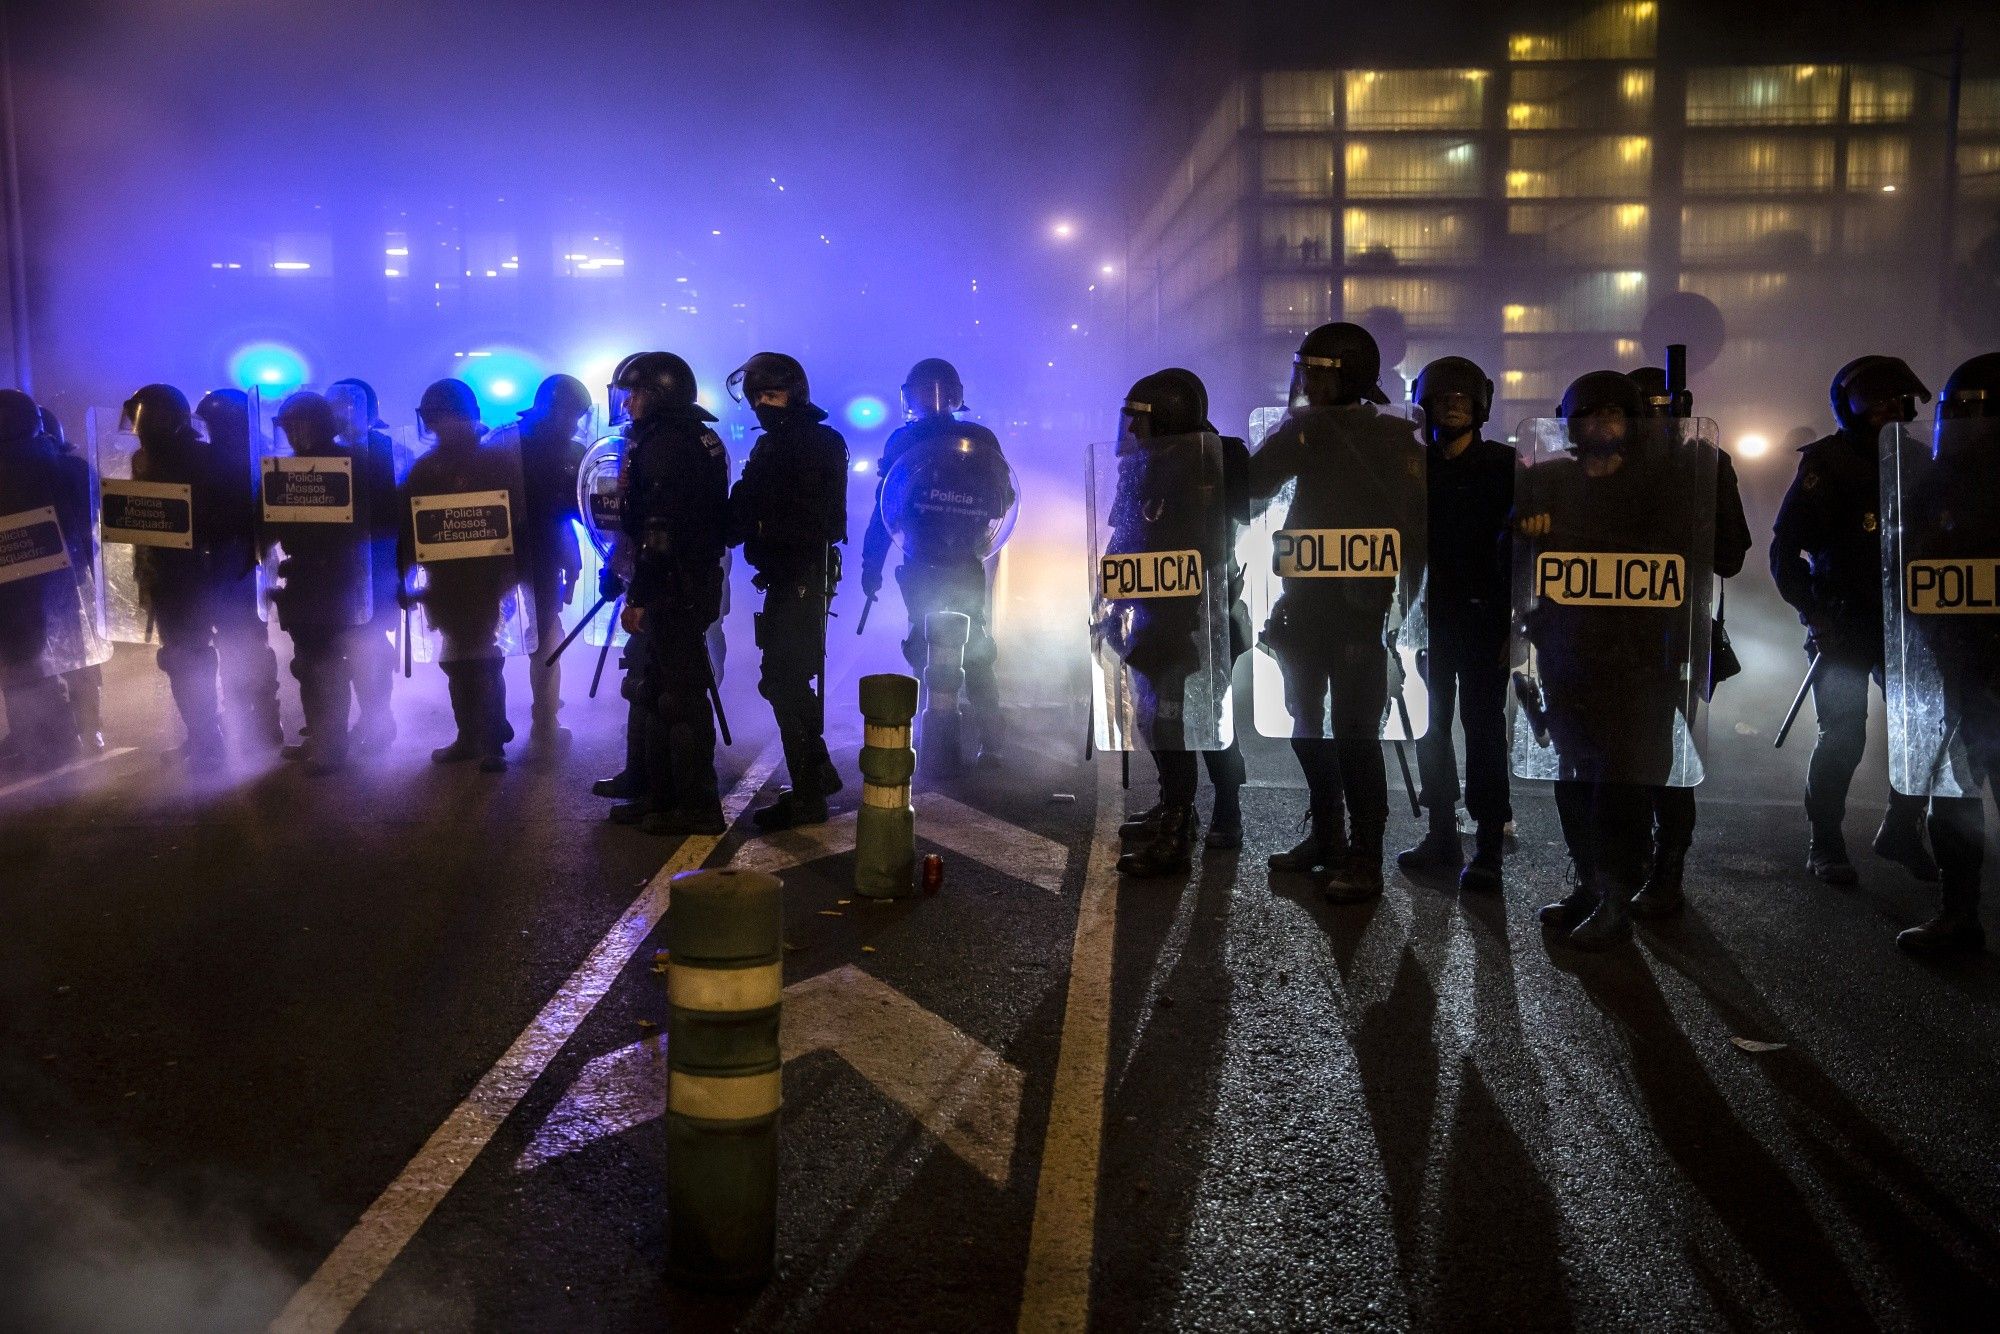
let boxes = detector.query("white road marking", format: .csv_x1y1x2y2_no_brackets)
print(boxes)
0,746,137,800
726,791,1067,892
517,964,1024,1187
1017,759,1121,1332
268,745,782,1334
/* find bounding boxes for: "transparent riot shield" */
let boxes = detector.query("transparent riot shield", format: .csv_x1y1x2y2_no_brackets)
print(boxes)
1881,417,2000,798
257,389,375,630
84,407,149,642
400,428,538,664
1243,403,1428,742
1086,432,1232,753
881,429,1021,564
1247,406,1289,449
575,431,632,652
1509,416,1717,786
0,432,112,683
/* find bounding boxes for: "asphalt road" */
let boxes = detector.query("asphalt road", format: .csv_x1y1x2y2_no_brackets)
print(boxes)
3,573,1998,1332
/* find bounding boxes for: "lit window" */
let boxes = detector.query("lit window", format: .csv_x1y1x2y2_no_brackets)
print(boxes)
1686,65,1841,126
1344,69,1486,131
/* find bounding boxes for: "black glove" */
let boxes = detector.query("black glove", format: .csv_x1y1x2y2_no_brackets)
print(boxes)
599,567,625,600
861,568,883,599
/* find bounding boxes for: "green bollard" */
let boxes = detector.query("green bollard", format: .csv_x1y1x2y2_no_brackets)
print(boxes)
855,672,919,899
918,610,971,781
665,867,783,1290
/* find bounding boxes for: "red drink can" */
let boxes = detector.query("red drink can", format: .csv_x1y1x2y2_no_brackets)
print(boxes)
922,853,944,894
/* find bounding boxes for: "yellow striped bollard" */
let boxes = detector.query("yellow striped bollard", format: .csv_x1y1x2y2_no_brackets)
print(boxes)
665,867,783,1290
856,672,919,899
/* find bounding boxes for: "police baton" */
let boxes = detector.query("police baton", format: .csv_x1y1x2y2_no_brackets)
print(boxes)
1390,692,1422,819
856,590,876,636
703,646,733,747
542,591,612,668
1774,652,1826,749
589,597,622,699
401,606,412,679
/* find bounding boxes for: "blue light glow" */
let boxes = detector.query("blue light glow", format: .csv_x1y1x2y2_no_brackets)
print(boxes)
227,341,310,393
456,347,543,419
845,395,888,430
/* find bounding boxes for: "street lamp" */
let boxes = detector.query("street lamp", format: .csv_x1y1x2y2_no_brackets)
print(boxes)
1051,219,1076,241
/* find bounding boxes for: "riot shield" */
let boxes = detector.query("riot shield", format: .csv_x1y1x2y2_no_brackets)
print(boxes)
880,429,1021,564
84,407,149,642
1509,416,1717,786
1086,432,1232,753
575,431,632,652
1247,406,1289,449
1243,403,1429,742
258,389,375,630
0,433,112,681
400,429,537,664
1881,417,2000,798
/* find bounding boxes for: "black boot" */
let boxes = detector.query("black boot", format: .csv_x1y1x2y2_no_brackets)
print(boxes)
432,662,480,764
1807,826,1858,885
1269,807,1345,874
1396,816,1463,879
1120,803,1166,841
1538,863,1593,932
649,720,725,836
1897,879,1986,955
1566,872,1635,951
1205,785,1243,850
1631,843,1688,919
752,788,829,830
1458,823,1505,893
1117,805,1195,877
1323,831,1385,904
1873,809,1940,882
476,660,509,772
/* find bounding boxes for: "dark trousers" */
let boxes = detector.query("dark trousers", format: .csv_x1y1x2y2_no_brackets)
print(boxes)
898,559,999,725
1153,741,1247,806
756,586,830,787
1806,646,1927,834
1415,619,1512,829
1554,780,1652,887
529,574,568,729
1929,791,1987,907
348,611,398,733
1277,640,1390,841
636,612,720,813
154,581,280,748
288,624,354,760
1651,784,1696,853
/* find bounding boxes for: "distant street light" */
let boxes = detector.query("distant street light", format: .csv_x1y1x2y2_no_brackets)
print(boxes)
1051,220,1076,241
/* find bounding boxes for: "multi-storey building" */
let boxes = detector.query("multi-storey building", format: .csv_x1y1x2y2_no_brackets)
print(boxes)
1126,0,2000,446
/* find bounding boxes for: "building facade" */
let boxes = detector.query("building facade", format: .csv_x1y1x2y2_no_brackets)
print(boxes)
1126,0,2000,444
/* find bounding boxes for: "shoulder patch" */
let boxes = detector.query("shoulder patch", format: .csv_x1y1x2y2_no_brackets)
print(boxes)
1802,469,1821,491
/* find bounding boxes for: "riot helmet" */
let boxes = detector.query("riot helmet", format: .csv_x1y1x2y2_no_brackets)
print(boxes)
727,352,810,408
527,373,593,431
0,388,39,444
1559,371,1641,455
1937,353,2000,422
195,389,251,456
121,383,193,439
1628,366,1673,418
1837,356,1928,433
328,377,383,428
1290,322,1388,408
1413,355,1493,438
901,358,965,419
1157,366,1213,430
416,378,483,442
1120,370,1206,443
616,351,713,423
36,404,68,449
274,391,338,453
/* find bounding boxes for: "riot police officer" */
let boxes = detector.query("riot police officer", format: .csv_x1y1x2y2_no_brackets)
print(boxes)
400,379,524,772
1771,357,1938,884
268,392,372,773
503,374,590,755
860,358,1013,764
607,353,731,836
1893,352,2000,954
1116,368,1248,875
328,377,402,752
592,352,650,802
728,353,849,830
0,390,93,771
1625,366,1752,917
128,384,281,765
1396,356,1514,893
1249,322,1426,901
36,406,104,755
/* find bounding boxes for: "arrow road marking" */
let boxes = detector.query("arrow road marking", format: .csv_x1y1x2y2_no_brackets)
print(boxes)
517,965,1024,1187
726,791,1067,893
